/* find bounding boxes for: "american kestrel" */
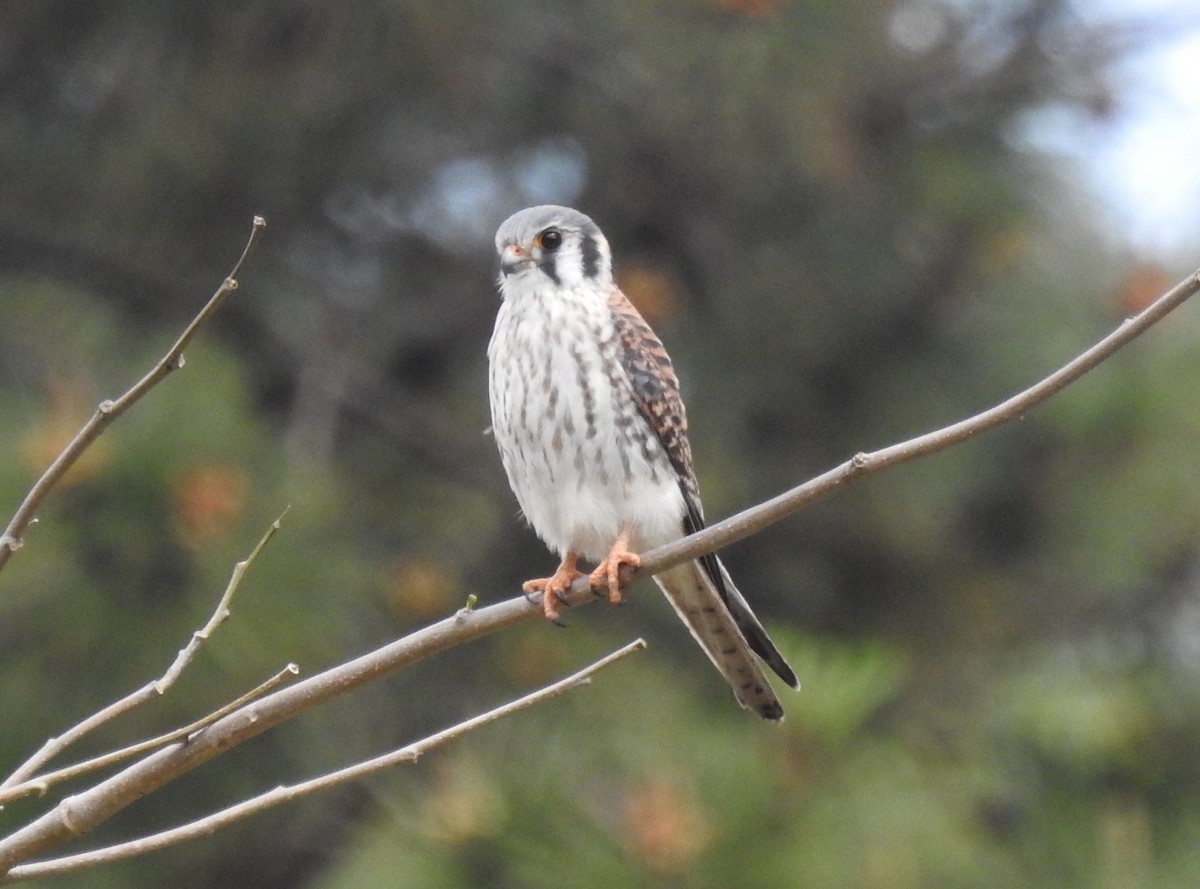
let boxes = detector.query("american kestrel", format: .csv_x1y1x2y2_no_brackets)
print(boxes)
488,205,798,720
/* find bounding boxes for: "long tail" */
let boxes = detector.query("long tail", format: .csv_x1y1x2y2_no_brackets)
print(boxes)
653,556,796,720
715,560,798,690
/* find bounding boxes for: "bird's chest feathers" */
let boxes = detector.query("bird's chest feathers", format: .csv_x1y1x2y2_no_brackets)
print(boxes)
488,285,681,555
491,287,627,467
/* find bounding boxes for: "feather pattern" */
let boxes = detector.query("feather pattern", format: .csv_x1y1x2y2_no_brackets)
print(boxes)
609,288,798,718
489,205,798,720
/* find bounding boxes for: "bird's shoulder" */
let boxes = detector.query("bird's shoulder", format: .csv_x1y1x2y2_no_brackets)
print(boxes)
606,287,698,493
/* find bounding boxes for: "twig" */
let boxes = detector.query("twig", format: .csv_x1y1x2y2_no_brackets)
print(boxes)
0,268,1196,876
0,216,267,575
0,509,285,793
156,508,286,693
0,640,647,883
0,585,546,873
0,665,299,806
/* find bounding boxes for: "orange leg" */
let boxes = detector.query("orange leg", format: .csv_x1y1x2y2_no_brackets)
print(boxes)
523,551,583,621
588,530,641,606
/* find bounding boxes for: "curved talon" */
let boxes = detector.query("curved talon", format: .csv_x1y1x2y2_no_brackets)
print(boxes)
520,578,566,619
521,552,582,621
588,532,641,607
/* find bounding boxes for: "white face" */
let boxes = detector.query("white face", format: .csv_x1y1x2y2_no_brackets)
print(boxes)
495,205,613,293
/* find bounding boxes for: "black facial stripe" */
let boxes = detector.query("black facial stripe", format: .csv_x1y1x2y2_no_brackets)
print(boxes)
540,255,560,284
580,233,601,279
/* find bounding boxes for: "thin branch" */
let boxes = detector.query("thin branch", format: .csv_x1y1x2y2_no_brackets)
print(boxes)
0,267,1196,877
155,508,287,694
0,586,547,872
632,267,1200,580
0,216,267,575
0,665,299,807
1,640,647,884
0,509,285,794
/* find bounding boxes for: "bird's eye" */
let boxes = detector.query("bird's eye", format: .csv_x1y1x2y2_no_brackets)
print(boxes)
538,229,563,252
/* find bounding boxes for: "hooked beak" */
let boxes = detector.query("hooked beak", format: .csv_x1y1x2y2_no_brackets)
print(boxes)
500,243,536,277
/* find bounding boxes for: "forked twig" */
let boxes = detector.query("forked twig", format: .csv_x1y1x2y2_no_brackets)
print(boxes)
0,509,286,796
0,217,267,575
0,265,1196,880
0,640,647,884
0,665,298,807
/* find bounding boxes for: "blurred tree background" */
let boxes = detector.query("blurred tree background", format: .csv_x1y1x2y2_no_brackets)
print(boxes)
2,0,1199,886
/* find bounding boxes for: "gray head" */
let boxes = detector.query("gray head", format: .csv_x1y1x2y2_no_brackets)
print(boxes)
494,205,613,291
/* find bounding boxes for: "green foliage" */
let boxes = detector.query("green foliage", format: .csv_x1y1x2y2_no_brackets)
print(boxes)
2,1,1200,887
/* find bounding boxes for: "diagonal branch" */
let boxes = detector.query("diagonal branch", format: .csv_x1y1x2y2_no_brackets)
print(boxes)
632,267,1200,580
0,509,286,796
0,665,298,807
0,586,549,873
0,266,1195,878
0,216,267,575
0,640,646,884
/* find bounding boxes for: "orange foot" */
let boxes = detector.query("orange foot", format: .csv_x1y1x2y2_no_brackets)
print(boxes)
588,531,641,606
523,552,582,621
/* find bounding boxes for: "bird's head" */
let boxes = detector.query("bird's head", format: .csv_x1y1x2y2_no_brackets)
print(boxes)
494,205,613,293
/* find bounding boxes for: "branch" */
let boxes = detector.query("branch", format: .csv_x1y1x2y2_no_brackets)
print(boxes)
1,640,646,883
0,266,1195,877
0,216,267,575
0,585,552,872
634,267,1200,579
0,510,286,798
0,665,298,807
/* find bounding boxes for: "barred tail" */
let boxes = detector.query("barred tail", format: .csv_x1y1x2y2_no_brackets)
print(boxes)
653,559,789,720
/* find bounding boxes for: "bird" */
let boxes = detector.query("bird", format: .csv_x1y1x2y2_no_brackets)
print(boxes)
487,205,798,720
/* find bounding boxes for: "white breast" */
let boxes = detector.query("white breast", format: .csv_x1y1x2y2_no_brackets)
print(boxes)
488,281,685,562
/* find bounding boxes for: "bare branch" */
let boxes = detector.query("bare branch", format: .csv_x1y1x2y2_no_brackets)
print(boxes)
630,267,1200,582
0,665,299,807
0,640,647,884
0,584,548,872
0,216,267,575
0,509,284,795
155,508,286,694
0,265,1195,879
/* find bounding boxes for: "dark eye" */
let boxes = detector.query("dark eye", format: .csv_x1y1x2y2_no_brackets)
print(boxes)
538,228,563,251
